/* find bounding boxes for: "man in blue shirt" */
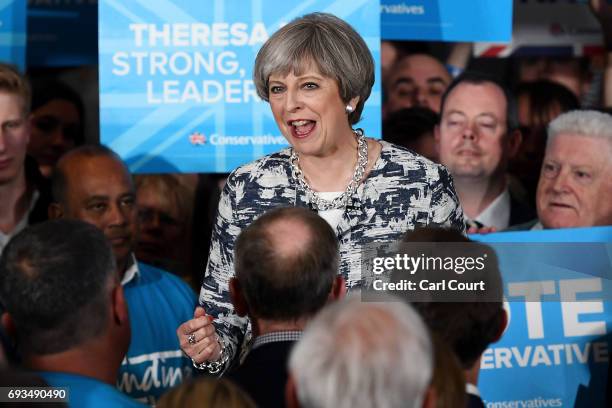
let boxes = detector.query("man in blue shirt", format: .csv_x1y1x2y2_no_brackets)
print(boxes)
49,145,197,404
0,219,143,407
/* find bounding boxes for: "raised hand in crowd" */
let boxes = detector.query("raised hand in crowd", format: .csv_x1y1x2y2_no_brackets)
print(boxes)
177,306,222,366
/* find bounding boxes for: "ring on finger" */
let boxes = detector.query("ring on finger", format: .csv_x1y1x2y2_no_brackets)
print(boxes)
188,333,197,345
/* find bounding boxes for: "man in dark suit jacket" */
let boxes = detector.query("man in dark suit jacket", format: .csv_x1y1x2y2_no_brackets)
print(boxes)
404,228,507,408
226,207,345,408
435,72,536,230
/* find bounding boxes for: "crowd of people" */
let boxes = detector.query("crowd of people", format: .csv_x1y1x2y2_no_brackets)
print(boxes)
0,5,611,408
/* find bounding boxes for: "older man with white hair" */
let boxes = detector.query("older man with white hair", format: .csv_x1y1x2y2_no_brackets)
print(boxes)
286,296,435,408
519,110,612,230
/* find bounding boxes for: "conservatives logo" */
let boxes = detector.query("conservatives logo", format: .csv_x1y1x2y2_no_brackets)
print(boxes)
380,3,425,15
188,132,287,146
189,132,206,146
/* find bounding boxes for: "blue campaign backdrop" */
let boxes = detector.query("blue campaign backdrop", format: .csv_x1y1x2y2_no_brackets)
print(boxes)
381,0,512,42
0,0,26,70
99,0,381,174
472,227,612,407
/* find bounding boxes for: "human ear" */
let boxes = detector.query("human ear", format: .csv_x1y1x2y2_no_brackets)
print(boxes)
229,278,249,317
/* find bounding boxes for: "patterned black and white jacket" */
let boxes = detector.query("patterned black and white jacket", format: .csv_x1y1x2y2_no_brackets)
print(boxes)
198,140,465,369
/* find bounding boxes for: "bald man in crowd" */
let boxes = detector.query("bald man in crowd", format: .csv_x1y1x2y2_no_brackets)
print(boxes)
48,145,197,404
218,207,345,407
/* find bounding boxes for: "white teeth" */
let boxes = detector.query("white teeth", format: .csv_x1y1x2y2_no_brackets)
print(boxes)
291,120,310,126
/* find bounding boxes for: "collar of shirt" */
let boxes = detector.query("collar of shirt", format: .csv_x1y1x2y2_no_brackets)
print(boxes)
531,221,544,231
120,254,140,286
466,383,480,397
475,188,511,230
252,331,302,351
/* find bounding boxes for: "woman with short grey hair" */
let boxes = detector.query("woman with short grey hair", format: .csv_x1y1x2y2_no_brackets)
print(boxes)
253,12,374,127
178,12,464,374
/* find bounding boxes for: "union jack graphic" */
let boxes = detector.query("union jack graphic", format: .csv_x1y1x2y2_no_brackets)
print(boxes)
189,132,206,146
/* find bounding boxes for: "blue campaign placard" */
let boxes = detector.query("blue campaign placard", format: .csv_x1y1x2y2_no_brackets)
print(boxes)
99,0,381,174
381,0,512,42
472,227,612,407
0,0,26,70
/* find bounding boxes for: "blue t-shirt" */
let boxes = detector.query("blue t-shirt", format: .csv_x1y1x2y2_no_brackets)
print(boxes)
40,372,145,408
118,262,197,405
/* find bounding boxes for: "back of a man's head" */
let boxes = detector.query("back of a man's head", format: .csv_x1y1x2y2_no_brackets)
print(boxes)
234,207,339,321
0,219,116,356
288,296,433,408
403,228,506,370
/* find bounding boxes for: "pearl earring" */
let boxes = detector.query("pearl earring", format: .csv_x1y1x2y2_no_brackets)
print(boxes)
345,105,354,114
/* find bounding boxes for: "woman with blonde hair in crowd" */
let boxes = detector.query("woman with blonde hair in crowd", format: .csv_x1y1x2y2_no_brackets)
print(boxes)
157,378,256,408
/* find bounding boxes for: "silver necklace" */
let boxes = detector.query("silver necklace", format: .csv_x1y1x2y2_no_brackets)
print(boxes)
290,129,368,211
